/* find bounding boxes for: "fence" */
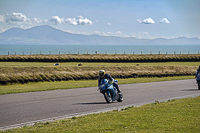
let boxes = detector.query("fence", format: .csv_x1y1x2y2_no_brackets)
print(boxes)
4,50,200,56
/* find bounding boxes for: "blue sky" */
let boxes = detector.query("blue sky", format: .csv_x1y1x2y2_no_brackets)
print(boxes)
0,0,200,39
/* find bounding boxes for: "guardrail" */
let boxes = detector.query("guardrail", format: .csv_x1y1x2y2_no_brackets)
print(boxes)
3,50,200,56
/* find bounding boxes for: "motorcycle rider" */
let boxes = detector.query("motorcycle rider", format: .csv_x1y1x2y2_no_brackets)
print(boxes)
98,70,121,92
195,65,200,78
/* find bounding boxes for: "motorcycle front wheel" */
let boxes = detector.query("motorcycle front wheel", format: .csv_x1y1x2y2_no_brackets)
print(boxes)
198,81,200,90
103,91,112,103
117,92,123,102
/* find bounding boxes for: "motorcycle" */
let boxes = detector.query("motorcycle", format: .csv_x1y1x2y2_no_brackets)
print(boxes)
196,73,200,90
98,79,123,103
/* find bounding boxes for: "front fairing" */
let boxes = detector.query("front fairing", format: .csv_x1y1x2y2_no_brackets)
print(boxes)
100,79,113,90
99,79,117,99
197,73,200,81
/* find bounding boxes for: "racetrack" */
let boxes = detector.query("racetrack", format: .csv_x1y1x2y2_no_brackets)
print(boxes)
0,79,200,130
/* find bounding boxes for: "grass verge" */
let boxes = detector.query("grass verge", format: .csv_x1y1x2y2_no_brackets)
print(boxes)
2,96,200,132
0,76,194,95
0,61,199,85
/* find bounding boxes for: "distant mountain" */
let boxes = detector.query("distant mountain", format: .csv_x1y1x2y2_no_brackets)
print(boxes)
0,25,200,45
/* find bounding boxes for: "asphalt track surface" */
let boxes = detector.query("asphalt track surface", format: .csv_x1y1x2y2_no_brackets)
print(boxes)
0,79,200,130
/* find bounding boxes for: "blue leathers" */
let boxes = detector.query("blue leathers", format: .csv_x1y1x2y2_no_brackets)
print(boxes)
195,65,200,78
98,73,120,92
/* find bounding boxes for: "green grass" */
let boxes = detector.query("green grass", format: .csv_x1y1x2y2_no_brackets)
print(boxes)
0,76,194,95
2,96,200,133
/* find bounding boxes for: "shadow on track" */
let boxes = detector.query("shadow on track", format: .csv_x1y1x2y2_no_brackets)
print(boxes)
73,102,112,105
181,89,199,91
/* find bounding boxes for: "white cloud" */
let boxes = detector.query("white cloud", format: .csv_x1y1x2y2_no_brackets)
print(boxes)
107,22,111,25
0,12,92,27
93,31,101,35
137,17,155,24
160,18,170,23
65,16,92,25
185,34,191,38
0,15,5,23
0,26,6,33
26,17,43,25
77,16,92,25
65,18,77,25
93,31,125,37
1,12,44,25
31,17,43,24
49,16,64,25
137,19,142,23
131,32,175,39
5,12,27,24
131,32,151,39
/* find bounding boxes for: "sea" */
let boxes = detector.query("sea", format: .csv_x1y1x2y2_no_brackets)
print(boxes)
0,44,200,55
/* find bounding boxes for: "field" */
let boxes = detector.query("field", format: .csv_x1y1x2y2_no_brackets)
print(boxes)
2,96,200,132
0,61,199,85
0,54,199,132
0,54,199,92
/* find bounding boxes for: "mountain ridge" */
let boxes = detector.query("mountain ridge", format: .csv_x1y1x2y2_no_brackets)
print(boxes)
0,25,199,45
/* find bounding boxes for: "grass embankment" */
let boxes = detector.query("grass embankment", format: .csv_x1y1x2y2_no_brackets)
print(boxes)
0,62,199,85
1,54,200,62
2,96,200,132
0,76,194,95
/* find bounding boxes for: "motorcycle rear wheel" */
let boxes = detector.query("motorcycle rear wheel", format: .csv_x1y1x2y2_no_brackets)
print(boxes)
103,91,112,103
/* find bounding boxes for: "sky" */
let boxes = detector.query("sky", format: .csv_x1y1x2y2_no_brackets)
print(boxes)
0,0,200,39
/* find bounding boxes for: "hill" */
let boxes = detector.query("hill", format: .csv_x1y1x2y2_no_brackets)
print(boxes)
0,25,199,45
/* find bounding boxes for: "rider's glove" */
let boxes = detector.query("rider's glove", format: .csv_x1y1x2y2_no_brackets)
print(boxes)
99,83,106,88
108,79,114,84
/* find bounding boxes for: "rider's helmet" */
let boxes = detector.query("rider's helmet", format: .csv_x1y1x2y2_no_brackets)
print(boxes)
99,70,105,78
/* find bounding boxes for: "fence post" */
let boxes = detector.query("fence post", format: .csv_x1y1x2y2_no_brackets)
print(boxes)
15,51,16,55
30,52,31,55
174,51,176,55
8,51,9,55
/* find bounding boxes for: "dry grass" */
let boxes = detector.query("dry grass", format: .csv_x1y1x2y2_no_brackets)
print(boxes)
0,62,199,85
0,54,200,62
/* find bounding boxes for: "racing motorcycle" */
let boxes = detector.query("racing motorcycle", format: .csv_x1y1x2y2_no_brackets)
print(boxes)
98,79,123,103
196,73,200,90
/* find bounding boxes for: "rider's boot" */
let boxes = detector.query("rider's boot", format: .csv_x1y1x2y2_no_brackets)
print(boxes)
116,86,121,93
